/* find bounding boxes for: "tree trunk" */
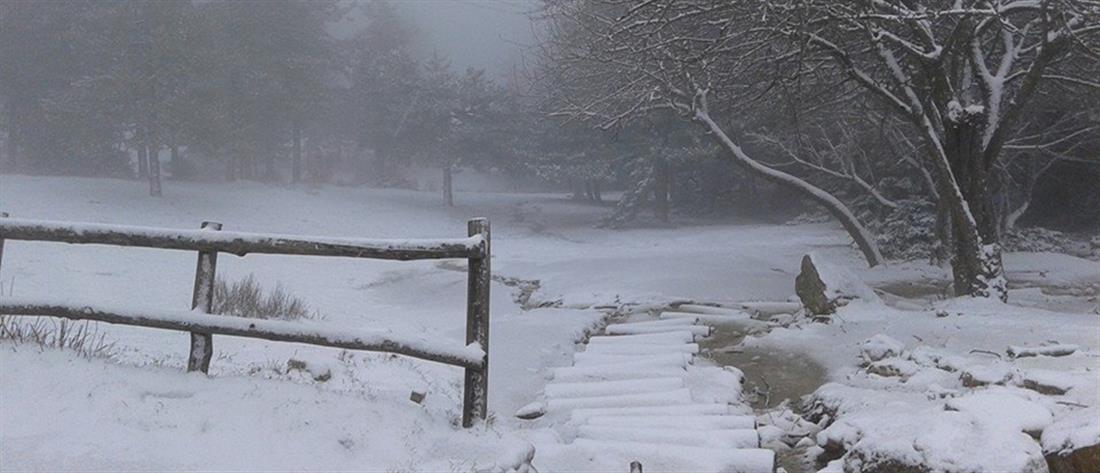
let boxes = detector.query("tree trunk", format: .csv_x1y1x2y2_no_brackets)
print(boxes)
3,128,17,171
942,113,1006,301
170,143,179,178
264,152,277,183
291,121,302,184
147,130,162,197
932,197,952,266
653,157,670,223
694,108,883,267
137,128,149,179
224,150,237,182
592,181,602,203
572,179,586,200
443,165,454,207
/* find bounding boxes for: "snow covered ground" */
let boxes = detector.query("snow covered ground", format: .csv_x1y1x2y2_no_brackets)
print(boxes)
1,175,1098,472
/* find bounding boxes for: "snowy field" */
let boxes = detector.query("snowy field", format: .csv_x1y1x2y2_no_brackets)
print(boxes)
2,175,1098,472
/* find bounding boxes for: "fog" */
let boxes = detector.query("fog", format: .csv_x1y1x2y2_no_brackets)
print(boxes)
1,2,1099,470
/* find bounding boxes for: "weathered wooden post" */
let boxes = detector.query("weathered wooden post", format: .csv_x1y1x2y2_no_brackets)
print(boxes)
0,212,8,274
187,221,221,373
463,218,490,427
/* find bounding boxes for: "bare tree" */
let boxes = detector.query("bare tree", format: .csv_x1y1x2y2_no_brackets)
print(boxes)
783,0,1100,299
538,0,885,266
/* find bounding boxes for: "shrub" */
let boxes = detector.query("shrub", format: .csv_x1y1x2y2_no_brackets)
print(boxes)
0,316,115,359
212,274,316,320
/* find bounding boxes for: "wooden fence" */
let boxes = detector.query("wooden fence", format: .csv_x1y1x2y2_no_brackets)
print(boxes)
0,214,491,427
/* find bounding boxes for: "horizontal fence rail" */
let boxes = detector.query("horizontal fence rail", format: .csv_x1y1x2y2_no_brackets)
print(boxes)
0,215,491,427
0,218,485,260
0,298,486,369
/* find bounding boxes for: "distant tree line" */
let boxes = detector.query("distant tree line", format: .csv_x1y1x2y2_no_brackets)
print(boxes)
1,0,1096,280
0,0,541,204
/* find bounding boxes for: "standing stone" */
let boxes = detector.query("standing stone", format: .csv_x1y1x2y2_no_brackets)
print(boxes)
796,254,834,315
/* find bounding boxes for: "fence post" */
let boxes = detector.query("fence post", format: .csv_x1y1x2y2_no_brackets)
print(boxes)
0,212,8,275
187,221,222,373
463,218,490,427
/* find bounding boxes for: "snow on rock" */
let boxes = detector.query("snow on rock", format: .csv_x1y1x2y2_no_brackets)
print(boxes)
515,402,548,420
816,397,1047,472
860,334,906,363
796,252,877,315
1007,343,1079,359
808,383,1054,473
1022,369,1082,396
944,386,1054,436
960,361,1023,388
1042,407,1100,455
866,358,921,379
1042,407,1100,473
906,346,967,372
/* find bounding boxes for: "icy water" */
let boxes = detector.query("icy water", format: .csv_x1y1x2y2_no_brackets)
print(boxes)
701,327,828,473
701,328,827,410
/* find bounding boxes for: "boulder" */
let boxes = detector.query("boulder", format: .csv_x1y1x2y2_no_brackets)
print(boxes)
795,253,876,316
1046,445,1100,473
796,254,833,315
1042,407,1100,473
860,334,905,363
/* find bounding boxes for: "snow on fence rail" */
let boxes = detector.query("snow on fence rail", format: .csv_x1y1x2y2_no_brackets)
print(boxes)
0,214,491,427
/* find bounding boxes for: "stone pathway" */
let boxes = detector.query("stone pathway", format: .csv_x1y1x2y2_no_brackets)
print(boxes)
525,304,776,472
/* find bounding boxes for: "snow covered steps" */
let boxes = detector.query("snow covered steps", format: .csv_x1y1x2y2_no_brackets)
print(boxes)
521,312,774,472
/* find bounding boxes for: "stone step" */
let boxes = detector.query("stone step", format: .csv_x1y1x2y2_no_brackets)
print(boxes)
569,403,738,422
612,317,702,328
572,352,692,367
569,439,775,473
552,361,685,383
584,414,756,430
606,323,710,337
576,425,760,449
587,331,695,345
547,388,692,411
545,377,684,399
674,304,747,316
583,343,699,355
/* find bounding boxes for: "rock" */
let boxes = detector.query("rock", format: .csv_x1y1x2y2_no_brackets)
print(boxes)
1042,407,1100,473
1046,444,1100,473
514,401,546,420
860,334,905,363
796,254,834,315
960,363,1020,388
1022,370,1075,395
1008,343,1078,359
867,358,920,378
409,390,426,404
795,253,876,316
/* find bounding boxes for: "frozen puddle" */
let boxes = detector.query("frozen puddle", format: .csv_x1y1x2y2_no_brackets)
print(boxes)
523,305,776,473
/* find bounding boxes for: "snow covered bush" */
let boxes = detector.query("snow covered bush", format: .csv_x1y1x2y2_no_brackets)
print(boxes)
1004,227,1078,254
867,199,938,262
212,274,316,320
